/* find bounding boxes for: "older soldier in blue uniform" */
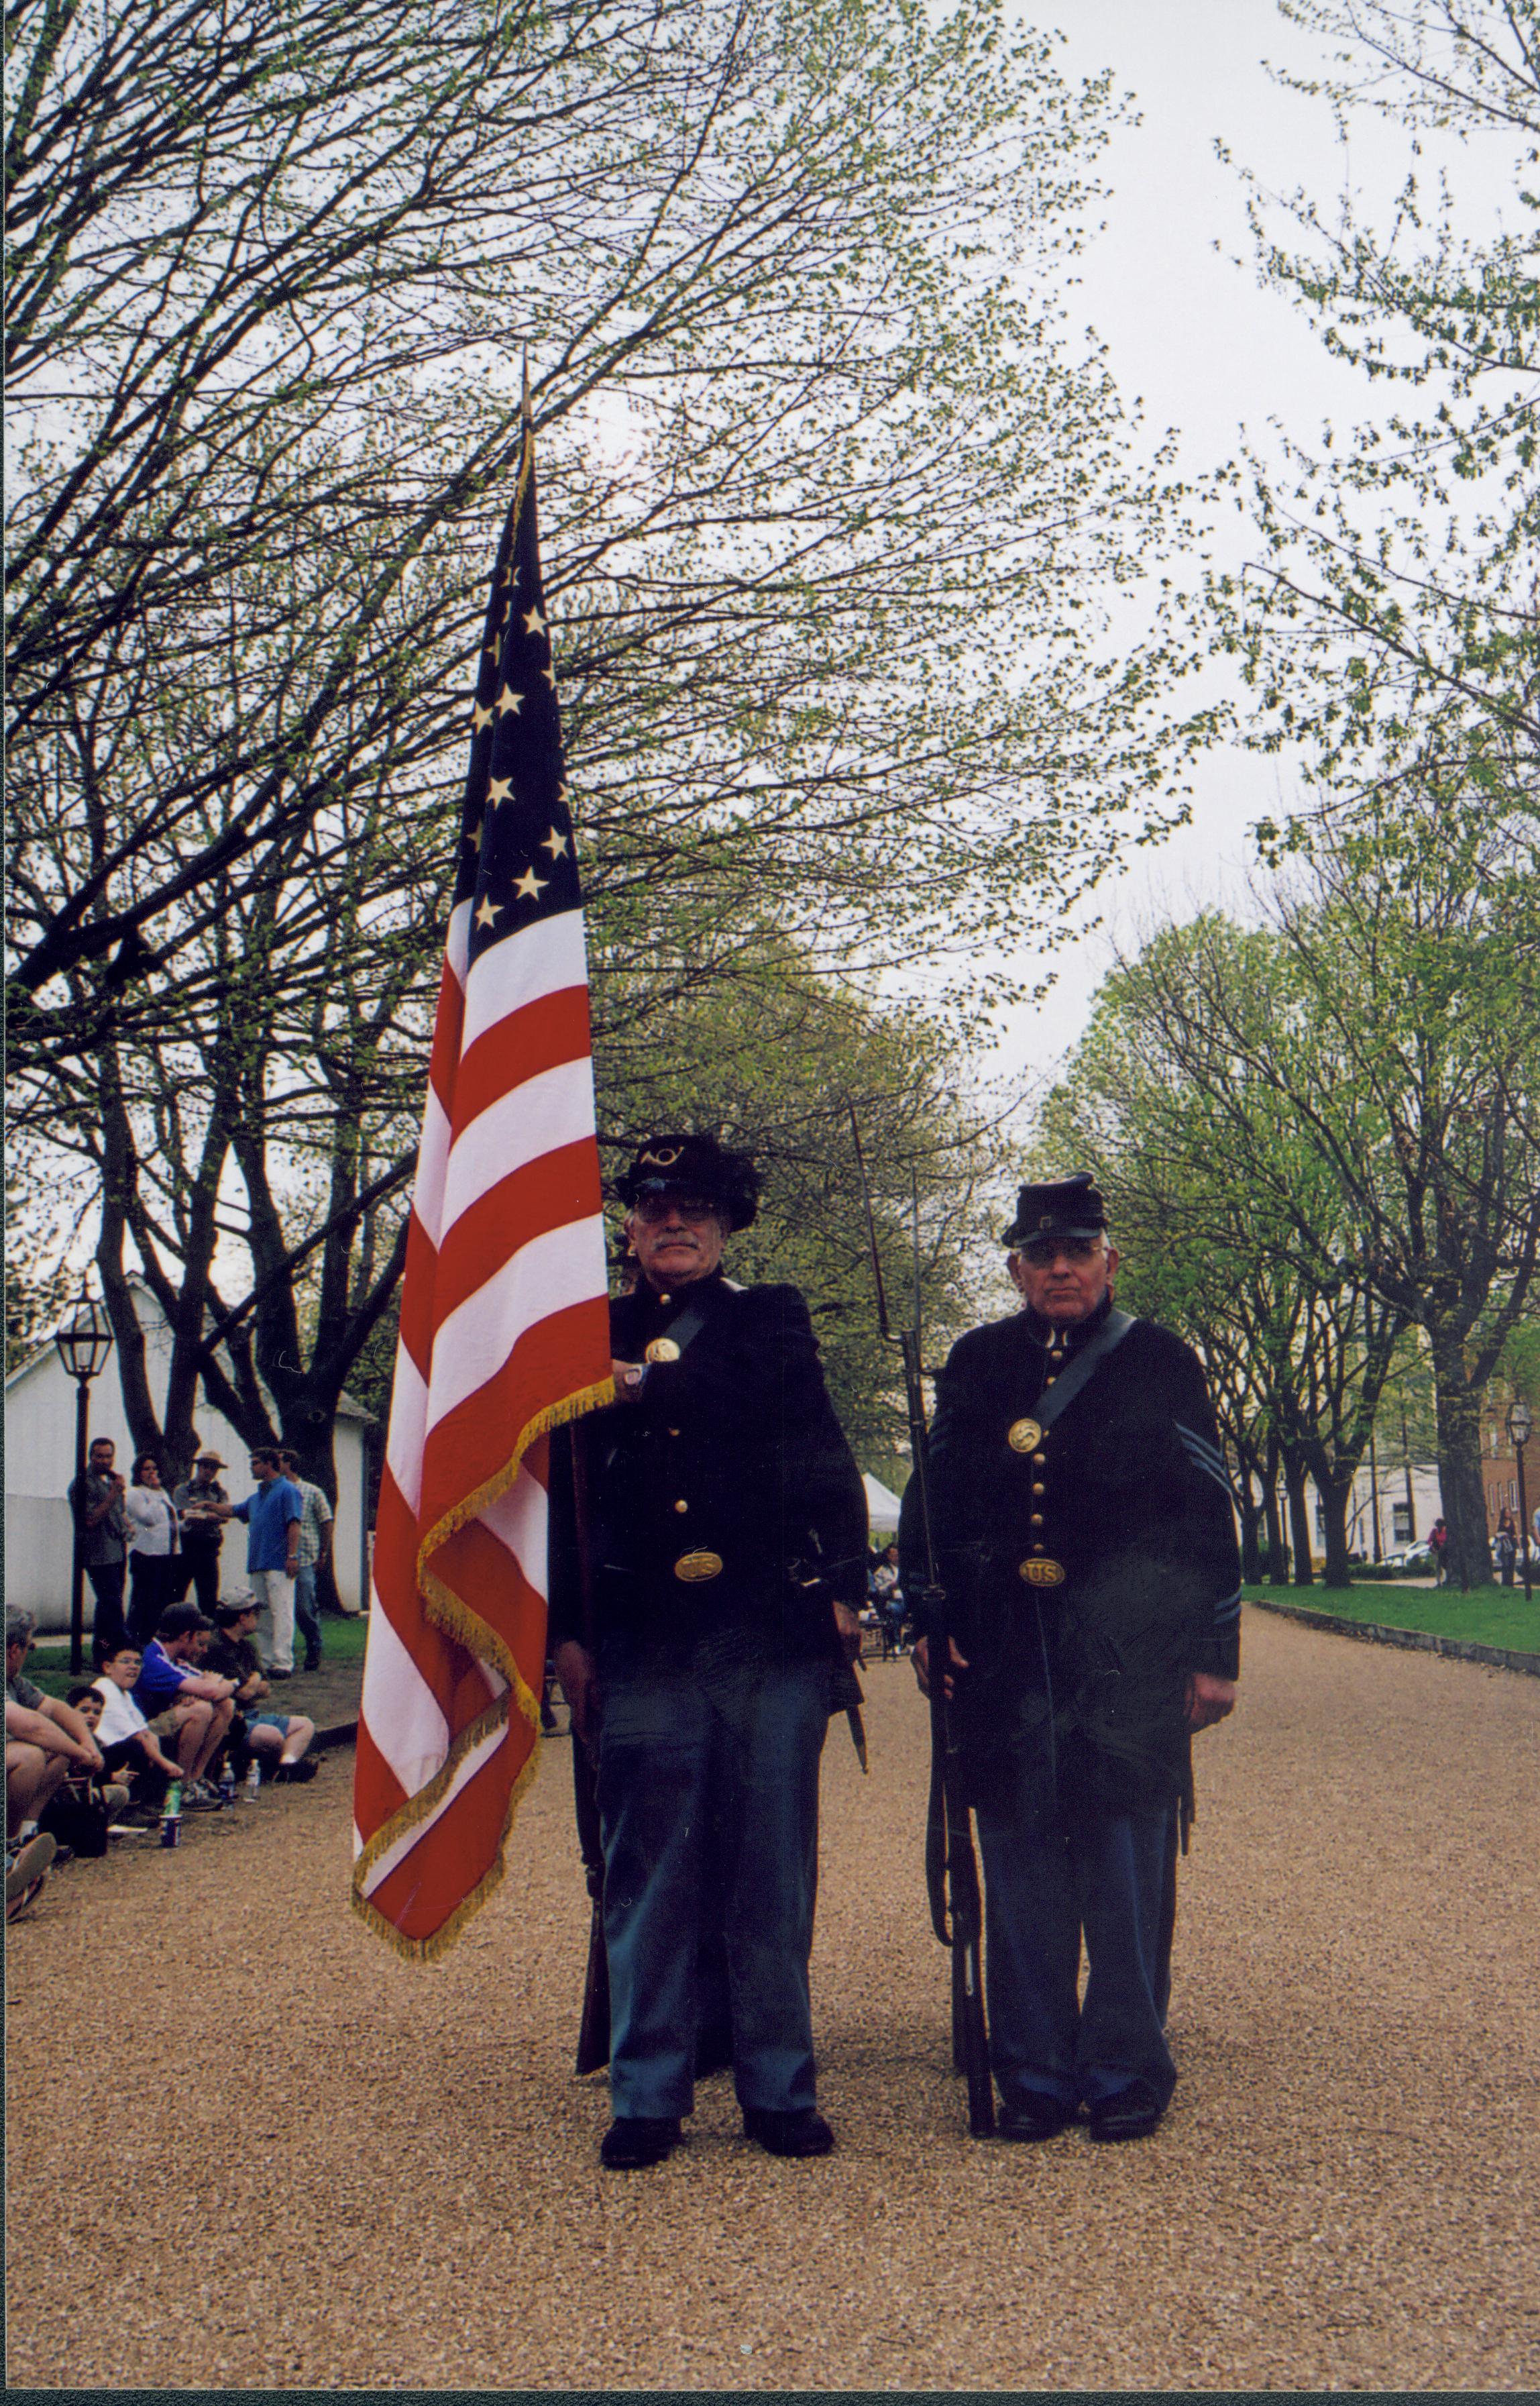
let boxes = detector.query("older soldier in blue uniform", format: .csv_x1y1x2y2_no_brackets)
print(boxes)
550,1135,868,2171
904,1173,1240,2144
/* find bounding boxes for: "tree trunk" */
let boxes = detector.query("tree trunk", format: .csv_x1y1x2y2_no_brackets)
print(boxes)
1428,1330,1494,1590
1317,1475,1356,1589
1284,1453,1315,1585
1263,1435,1287,1582
1239,1490,1265,1583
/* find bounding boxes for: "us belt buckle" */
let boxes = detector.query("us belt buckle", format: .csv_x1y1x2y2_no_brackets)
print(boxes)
645,1337,681,1364
674,1549,724,1583
1007,1416,1042,1454
1020,1557,1066,1588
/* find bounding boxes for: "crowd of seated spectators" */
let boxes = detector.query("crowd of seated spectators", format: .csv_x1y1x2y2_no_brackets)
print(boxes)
6,1596,323,1922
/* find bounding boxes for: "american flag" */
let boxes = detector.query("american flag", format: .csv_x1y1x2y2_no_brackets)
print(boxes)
351,417,613,1958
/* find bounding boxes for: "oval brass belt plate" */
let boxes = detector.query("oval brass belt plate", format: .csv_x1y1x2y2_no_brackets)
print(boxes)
1019,1557,1066,1587
1007,1417,1043,1453
674,1549,724,1583
645,1337,681,1364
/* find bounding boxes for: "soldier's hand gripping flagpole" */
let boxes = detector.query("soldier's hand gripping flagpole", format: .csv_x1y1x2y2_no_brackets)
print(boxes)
849,1113,994,2138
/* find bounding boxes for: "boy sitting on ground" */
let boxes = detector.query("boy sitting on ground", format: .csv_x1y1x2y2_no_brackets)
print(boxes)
129,1605,238,1806
203,1597,319,1783
62,1684,132,1816
89,1648,188,1818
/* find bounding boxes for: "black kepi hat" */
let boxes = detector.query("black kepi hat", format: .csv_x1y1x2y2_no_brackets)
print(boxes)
615,1133,759,1231
1003,1170,1109,1247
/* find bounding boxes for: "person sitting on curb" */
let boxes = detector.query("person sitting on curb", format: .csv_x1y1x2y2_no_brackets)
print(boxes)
203,1597,320,1783
60,1683,133,1824
89,1645,190,1819
131,1604,238,1806
7,1604,105,1840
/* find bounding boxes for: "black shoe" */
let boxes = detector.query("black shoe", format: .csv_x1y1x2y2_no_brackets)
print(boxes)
274,1757,320,1783
997,2093,1073,2142
1087,2080,1165,2143
270,1668,294,1681
305,1655,323,1673
742,2106,834,2158
600,2116,682,2170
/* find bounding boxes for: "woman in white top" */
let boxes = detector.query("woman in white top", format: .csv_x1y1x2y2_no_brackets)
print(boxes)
124,1455,182,1645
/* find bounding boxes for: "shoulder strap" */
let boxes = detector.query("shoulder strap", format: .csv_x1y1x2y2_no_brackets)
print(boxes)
1036,1308,1136,1434
657,1296,710,1356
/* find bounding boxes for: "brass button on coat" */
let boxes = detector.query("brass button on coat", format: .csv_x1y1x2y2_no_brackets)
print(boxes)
1032,1481,1046,1496
673,1499,689,1514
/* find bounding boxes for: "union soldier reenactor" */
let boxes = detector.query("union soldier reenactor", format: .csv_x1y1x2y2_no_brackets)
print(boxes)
549,1134,869,2170
903,1173,1241,2143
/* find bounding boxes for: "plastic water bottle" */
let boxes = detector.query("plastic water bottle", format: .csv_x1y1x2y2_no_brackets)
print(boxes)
245,1759,262,1799
160,1780,183,1848
218,1763,237,1810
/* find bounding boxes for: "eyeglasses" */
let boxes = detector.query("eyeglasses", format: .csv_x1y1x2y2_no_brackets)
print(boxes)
632,1194,721,1224
1017,1233,1103,1265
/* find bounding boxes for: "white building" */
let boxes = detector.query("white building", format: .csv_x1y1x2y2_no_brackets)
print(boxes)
5,1278,373,1631
1311,1460,1443,1561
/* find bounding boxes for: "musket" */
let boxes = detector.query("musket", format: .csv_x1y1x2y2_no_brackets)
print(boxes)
849,1111,993,2138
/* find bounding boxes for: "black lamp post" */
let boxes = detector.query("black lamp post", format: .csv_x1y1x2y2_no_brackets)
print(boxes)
1508,1398,1533,1604
54,1288,115,1673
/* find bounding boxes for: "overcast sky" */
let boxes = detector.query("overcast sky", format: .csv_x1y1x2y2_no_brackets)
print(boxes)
991,0,1518,1089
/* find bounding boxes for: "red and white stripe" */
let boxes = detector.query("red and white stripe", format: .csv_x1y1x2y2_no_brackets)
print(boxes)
351,903,612,1955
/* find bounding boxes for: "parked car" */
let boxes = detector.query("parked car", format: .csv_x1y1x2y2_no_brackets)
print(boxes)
1380,1540,1435,1576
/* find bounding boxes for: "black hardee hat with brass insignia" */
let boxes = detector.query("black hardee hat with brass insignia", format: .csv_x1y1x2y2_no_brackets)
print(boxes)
1003,1169,1108,1247
615,1133,760,1231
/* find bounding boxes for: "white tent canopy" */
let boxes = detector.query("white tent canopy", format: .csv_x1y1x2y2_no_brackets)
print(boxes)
863,1472,903,1532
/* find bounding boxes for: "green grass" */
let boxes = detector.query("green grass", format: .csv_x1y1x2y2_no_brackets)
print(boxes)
1245,1582,1539,1656
21,1609,370,1701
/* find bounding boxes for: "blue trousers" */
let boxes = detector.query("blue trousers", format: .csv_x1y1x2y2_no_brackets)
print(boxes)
596,1644,829,2120
293,1566,323,1665
974,1787,1179,2114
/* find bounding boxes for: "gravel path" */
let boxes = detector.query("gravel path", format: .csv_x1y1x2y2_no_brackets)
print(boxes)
7,1604,1538,2391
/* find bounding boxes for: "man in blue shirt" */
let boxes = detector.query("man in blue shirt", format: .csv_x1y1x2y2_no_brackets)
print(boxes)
132,1604,238,1801
229,1449,303,1676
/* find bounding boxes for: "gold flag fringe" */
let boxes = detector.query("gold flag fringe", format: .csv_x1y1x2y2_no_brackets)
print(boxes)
351,1373,616,1962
